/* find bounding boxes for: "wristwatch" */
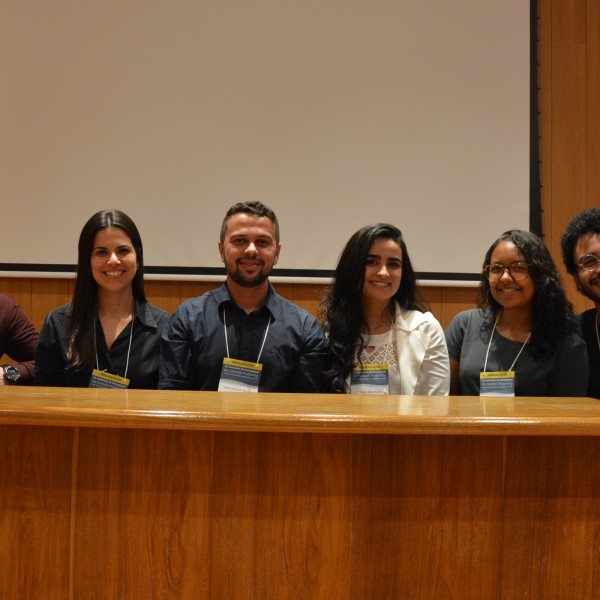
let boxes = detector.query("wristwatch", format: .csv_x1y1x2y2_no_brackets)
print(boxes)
2,365,20,385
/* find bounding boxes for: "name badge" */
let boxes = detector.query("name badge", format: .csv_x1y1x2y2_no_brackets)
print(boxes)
218,358,263,392
480,371,515,397
350,363,389,395
89,369,130,389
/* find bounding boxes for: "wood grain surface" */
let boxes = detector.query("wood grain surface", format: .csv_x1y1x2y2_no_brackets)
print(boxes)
1,387,600,435
1,421,598,599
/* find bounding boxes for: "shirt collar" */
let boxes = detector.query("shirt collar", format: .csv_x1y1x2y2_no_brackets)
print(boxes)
134,299,159,329
216,282,278,318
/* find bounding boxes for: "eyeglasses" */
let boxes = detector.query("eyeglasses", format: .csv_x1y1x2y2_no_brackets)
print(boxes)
484,262,530,281
577,253,600,272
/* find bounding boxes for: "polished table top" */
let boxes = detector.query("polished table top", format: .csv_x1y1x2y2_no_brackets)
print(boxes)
1,386,599,435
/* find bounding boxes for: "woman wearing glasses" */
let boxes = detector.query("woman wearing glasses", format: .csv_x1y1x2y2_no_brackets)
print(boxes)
445,229,589,396
320,223,450,395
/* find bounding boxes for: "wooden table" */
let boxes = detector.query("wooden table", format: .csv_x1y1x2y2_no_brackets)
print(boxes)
1,387,599,599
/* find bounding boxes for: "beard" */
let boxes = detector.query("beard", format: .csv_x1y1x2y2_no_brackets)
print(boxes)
578,273,600,304
226,259,271,288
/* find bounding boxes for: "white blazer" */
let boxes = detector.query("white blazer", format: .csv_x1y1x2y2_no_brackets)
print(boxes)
391,302,450,396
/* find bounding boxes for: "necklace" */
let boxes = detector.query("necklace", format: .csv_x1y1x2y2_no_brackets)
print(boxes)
366,319,394,331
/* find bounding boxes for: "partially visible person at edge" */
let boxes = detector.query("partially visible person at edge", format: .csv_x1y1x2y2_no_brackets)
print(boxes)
561,207,600,399
0,292,39,385
158,201,327,392
445,229,588,396
318,223,450,395
35,209,169,388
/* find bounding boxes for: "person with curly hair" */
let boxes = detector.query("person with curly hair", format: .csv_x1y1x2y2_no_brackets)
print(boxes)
445,229,588,396
35,209,169,388
560,207,600,399
319,223,450,395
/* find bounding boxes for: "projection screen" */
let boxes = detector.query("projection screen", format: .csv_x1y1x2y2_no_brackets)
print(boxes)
0,0,531,283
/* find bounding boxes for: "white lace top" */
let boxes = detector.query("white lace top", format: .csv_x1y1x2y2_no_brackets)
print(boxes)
358,330,401,394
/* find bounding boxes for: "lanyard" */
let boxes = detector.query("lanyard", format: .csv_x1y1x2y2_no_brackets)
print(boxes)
222,305,271,365
483,314,531,373
94,316,134,379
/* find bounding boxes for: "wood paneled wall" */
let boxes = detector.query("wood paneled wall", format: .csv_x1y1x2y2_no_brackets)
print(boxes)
0,276,475,334
538,0,599,314
0,0,597,331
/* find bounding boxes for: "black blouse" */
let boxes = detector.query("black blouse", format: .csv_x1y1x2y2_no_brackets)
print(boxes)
35,300,169,389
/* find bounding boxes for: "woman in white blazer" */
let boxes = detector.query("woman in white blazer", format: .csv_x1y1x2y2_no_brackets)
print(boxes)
320,223,450,395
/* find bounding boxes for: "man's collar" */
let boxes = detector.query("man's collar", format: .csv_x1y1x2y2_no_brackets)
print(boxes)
218,282,276,315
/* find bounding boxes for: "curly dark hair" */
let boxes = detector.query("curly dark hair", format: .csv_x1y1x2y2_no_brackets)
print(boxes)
477,229,576,358
318,223,428,393
66,209,146,369
560,207,600,274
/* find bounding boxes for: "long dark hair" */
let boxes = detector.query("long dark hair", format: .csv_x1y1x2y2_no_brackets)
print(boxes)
477,229,575,357
319,223,427,393
66,209,146,369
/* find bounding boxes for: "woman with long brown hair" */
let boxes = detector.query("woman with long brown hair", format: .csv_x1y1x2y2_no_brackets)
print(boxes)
36,209,168,388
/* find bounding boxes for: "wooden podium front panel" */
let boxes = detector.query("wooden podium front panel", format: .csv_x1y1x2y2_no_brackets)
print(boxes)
73,428,213,598
350,434,504,598
501,436,600,597
208,432,354,599
0,425,73,599
71,430,506,598
1,424,599,599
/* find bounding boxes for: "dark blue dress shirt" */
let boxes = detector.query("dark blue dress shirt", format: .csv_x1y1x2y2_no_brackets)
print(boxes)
158,283,327,392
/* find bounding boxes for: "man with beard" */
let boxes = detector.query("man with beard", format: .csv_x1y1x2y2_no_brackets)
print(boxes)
561,207,600,399
159,201,327,392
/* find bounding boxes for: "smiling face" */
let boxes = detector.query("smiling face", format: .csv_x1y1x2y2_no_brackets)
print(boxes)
573,232,600,304
361,238,403,305
90,227,138,294
218,212,281,288
488,240,536,312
